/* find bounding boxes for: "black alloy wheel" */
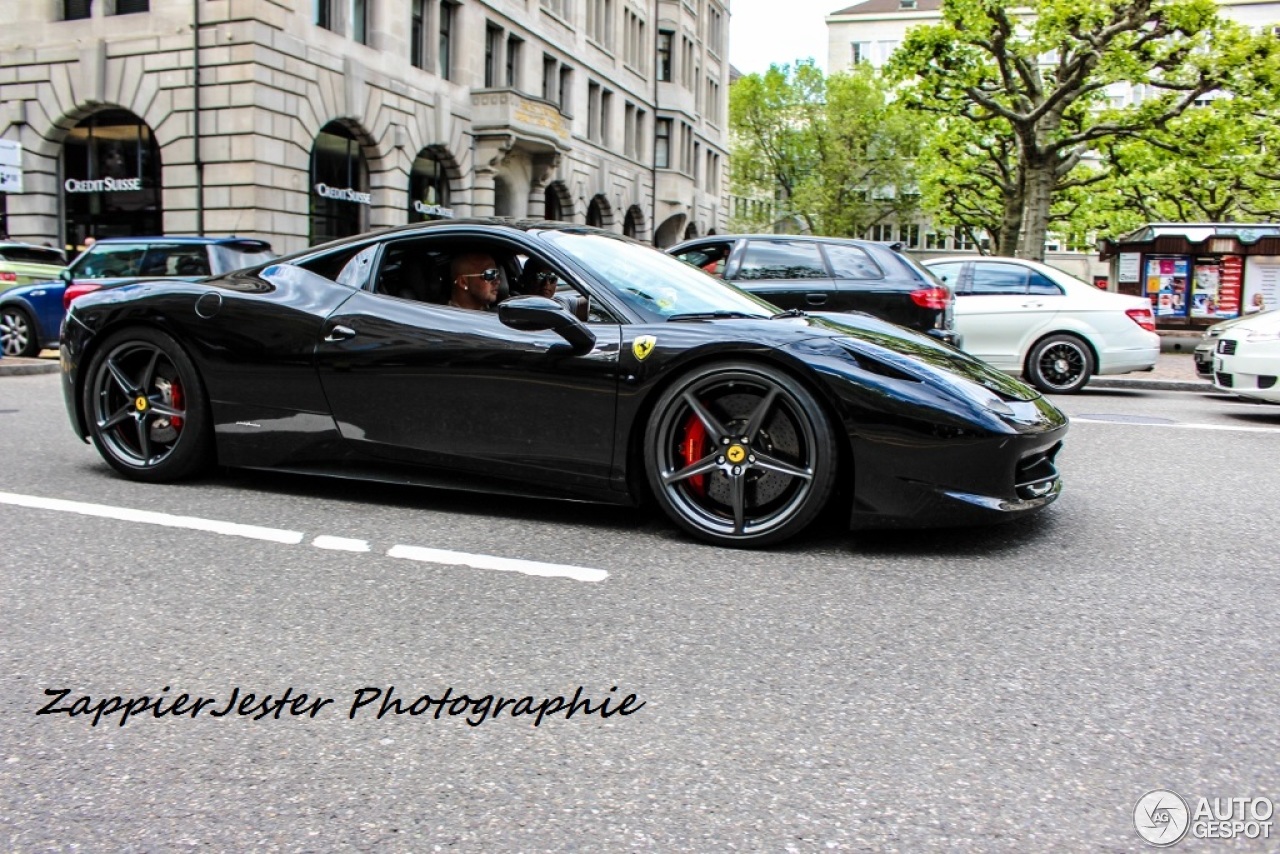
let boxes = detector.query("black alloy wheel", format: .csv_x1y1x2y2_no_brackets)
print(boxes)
83,327,212,482
644,361,838,547
1,306,40,358
1026,333,1094,394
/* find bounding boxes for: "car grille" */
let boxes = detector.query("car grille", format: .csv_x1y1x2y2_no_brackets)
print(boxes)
1218,339,1238,355
1015,444,1061,501
1216,372,1234,388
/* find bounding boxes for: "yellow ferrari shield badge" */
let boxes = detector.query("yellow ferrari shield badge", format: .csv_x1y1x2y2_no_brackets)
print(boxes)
632,335,657,361
726,445,746,464
134,396,149,411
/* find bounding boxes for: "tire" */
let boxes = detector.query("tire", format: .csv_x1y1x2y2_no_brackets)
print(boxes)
82,327,213,482
644,361,838,547
1025,334,1094,394
1,306,40,358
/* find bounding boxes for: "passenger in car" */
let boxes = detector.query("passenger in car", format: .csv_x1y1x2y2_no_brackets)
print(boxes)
516,259,559,299
448,252,501,310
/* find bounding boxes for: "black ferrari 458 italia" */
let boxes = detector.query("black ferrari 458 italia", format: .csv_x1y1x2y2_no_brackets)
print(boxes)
60,219,1068,547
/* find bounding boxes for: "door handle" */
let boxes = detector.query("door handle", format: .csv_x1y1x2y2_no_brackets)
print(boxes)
324,324,356,342
805,293,828,306
1021,301,1043,309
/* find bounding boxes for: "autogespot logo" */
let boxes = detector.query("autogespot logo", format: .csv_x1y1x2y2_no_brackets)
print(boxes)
1135,790,1190,847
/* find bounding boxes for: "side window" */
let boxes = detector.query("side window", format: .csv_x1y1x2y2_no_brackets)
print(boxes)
375,240,451,304
335,244,380,289
139,245,211,277
75,244,146,279
296,243,377,283
969,262,1029,295
735,240,826,281
1027,271,1063,295
823,244,883,279
927,262,964,285
673,241,734,277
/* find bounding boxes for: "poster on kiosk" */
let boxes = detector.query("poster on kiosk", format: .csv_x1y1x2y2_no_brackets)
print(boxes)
1190,255,1242,320
1145,256,1189,318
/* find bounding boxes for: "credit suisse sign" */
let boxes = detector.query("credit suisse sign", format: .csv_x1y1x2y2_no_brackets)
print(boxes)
65,177,144,193
315,183,371,205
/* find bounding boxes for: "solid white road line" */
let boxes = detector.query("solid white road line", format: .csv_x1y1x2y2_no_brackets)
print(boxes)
0,491,305,543
386,544,609,583
1072,417,1280,434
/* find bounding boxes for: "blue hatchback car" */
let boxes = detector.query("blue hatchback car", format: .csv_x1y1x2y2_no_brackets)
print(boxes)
0,236,274,357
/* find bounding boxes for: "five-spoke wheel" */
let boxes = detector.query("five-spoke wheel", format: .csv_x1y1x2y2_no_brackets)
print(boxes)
644,362,838,547
83,328,212,481
1026,334,1093,394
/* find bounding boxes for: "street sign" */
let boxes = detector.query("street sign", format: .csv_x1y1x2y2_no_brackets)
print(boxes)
0,139,24,193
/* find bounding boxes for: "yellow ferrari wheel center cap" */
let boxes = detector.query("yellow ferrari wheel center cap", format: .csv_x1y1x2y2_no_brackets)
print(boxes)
135,396,148,412
726,445,746,464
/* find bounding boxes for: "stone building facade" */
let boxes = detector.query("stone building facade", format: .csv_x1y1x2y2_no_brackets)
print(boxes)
0,0,729,256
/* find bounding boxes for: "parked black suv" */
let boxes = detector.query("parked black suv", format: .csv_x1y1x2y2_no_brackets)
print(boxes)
668,235,957,344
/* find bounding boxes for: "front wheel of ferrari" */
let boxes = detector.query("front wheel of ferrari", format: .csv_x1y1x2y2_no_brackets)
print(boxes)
644,362,838,548
83,327,212,482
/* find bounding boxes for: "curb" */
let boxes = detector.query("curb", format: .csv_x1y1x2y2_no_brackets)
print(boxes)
1088,376,1214,393
0,357,60,377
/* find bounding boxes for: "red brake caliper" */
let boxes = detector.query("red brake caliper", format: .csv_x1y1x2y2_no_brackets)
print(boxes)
169,379,184,430
678,414,707,496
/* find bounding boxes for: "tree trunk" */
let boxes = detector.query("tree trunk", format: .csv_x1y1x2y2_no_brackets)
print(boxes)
1017,156,1055,261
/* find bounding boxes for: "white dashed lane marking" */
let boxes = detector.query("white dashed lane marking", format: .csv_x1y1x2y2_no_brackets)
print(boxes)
0,491,608,583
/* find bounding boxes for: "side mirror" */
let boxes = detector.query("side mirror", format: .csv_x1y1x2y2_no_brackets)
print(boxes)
60,268,73,283
498,295,596,354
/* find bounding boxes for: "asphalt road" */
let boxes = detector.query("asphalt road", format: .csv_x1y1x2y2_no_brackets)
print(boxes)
2,371,1278,851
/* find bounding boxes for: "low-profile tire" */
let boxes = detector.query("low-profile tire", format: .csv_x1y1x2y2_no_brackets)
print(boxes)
643,361,838,548
82,327,213,482
1025,333,1094,394
1,305,40,358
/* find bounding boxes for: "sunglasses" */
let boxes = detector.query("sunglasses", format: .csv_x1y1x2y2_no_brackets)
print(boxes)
459,268,501,282
533,271,558,283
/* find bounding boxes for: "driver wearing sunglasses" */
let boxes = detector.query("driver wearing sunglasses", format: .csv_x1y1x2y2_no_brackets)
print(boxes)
448,252,502,310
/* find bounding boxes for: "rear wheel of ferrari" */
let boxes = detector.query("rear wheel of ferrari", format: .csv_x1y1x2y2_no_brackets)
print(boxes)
644,362,838,548
83,327,212,482
1,306,40,357
1026,333,1093,394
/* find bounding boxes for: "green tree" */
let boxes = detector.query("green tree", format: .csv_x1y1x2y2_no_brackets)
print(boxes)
888,0,1277,260
729,61,927,236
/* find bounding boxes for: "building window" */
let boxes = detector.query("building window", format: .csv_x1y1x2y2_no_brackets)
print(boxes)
624,10,646,72
851,41,870,65
682,37,695,89
624,102,636,157
588,82,601,142
114,0,149,13
559,65,573,114
657,31,673,82
506,35,522,87
352,0,368,44
485,24,502,87
316,0,334,30
707,3,722,55
439,1,455,80
902,224,920,248
64,0,92,19
635,109,646,163
543,55,558,102
601,89,612,145
410,149,452,220
411,0,425,68
587,0,614,49
540,0,568,20
655,118,671,168
706,78,720,123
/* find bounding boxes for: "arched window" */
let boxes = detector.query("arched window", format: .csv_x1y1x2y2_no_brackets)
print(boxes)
409,148,452,220
310,122,369,245
62,109,162,249
545,185,563,221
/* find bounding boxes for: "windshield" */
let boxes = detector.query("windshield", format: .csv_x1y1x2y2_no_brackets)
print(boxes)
544,230,776,321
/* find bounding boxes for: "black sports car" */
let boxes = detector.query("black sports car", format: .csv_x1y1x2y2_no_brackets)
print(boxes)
60,219,1068,547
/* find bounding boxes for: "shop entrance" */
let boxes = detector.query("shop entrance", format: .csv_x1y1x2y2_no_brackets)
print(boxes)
61,109,162,254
